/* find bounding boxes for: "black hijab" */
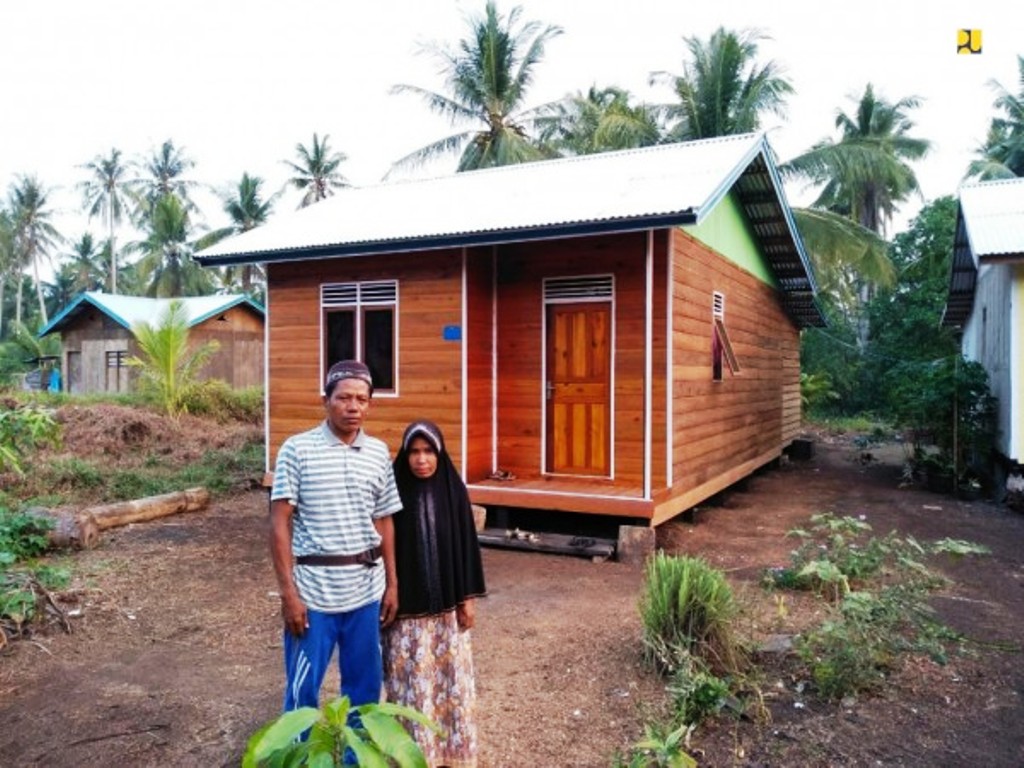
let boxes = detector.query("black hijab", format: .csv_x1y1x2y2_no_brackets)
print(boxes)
392,420,486,619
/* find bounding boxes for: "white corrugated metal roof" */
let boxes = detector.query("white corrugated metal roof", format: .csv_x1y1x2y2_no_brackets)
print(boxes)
197,133,766,260
960,177,1024,258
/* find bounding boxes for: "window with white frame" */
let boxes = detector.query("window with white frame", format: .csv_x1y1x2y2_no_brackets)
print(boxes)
321,281,397,392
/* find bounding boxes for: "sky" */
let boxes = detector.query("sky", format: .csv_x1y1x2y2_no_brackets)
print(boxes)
0,0,1020,271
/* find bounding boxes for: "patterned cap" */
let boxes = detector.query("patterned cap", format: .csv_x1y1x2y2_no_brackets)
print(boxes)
324,360,373,394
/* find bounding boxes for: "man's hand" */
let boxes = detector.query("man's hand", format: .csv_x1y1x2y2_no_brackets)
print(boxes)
380,583,398,627
456,599,475,631
281,591,308,637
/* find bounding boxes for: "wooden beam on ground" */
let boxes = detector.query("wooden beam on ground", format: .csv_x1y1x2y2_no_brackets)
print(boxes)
477,528,615,561
83,487,210,530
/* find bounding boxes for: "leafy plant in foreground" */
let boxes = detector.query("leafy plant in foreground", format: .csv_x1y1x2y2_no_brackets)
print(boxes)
614,721,698,768
243,695,436,767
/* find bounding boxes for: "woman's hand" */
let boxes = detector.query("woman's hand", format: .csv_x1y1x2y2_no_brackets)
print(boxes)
456,599,475,631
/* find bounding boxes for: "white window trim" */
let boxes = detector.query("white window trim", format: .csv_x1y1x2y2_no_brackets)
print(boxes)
320,280,400,398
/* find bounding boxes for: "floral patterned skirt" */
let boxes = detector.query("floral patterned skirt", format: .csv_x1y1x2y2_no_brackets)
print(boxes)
382,611,477,768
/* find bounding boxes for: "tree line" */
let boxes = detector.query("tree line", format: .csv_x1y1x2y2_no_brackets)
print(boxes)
1,2,1022,417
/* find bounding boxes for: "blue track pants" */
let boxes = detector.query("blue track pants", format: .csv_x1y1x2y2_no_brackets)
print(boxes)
282,600,382,712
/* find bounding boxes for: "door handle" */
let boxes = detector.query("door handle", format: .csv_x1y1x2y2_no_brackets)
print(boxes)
546,381,554,400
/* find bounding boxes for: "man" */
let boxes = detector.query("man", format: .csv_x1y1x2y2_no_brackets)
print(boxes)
269,359,402,712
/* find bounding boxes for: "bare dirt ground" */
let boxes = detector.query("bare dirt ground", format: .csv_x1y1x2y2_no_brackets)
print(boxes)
1,411,1023,767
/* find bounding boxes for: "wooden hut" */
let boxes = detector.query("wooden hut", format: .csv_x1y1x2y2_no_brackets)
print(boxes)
38,292,265,394
197,133,822,526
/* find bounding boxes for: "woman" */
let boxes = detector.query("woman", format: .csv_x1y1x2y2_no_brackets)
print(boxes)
383,420,487,768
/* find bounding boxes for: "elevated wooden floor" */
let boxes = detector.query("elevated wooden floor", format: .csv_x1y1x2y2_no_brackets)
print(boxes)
467,475,651,518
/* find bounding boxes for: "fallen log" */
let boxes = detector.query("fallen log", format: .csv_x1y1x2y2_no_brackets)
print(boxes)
25,488,210,551
84,487,210,530
26,507,101,550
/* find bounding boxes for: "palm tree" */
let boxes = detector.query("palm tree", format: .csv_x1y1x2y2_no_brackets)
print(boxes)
784,84,930,347
129,194,213,297
0,207,15,339
132,139,199,220
284,134,349,207
536,86,663,155
967,54,1024,180
64,232,107,293
78,147,130,292
783,84,930,237
199,173,277,294
651,27,793,141
128,298,219,419
389,1,563,173
791,208,891,325
8,175,62,326
46,265,80,317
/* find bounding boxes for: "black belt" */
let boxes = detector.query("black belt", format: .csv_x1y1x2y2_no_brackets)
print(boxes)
296,547,381,567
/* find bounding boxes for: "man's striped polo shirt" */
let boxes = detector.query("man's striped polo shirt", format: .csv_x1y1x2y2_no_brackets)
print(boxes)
271,422,402,613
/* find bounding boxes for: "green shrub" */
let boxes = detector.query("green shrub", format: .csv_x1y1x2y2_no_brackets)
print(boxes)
667,658,731,726
243,695,436,767
179,380,263,423
0,403,60,475
46,458,105,489
639,553,744,676
775,512,989,699
0,507,53,562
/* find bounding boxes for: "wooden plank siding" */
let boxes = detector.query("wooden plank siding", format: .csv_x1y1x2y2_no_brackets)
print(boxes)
59,313,136,394
653,228,800,524
465,247,496,480
266,252,464,470
191,306,264,389
493,233,650,493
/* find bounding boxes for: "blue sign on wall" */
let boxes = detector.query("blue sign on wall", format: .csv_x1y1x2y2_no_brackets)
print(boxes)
443,325,462,341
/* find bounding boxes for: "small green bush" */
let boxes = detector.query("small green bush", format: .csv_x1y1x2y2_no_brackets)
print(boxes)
179,380,263,423
613,722,698,768
0,403,61,475
0,507,53,562
639,553,744,676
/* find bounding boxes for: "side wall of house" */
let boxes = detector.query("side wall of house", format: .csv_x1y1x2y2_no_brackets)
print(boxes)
266,251,464,469
962,262,1018,461
191,307,265,389
655,228,800,524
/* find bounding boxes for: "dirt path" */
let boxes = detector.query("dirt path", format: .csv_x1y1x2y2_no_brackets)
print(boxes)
1,435,1022,767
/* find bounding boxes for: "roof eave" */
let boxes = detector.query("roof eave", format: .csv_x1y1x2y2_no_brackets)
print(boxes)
195,212,699,267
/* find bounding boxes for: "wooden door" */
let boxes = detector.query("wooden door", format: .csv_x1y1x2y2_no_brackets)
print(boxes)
66,351,81,393
546,302,611,476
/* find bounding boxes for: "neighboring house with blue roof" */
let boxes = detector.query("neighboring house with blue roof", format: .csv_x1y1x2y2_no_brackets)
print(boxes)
197,132,822,526
39,293,265,394
944,177,1024,483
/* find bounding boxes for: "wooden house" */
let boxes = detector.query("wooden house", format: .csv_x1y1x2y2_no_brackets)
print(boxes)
39,292,265,394
943,177,1024,473
197,133,822,526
